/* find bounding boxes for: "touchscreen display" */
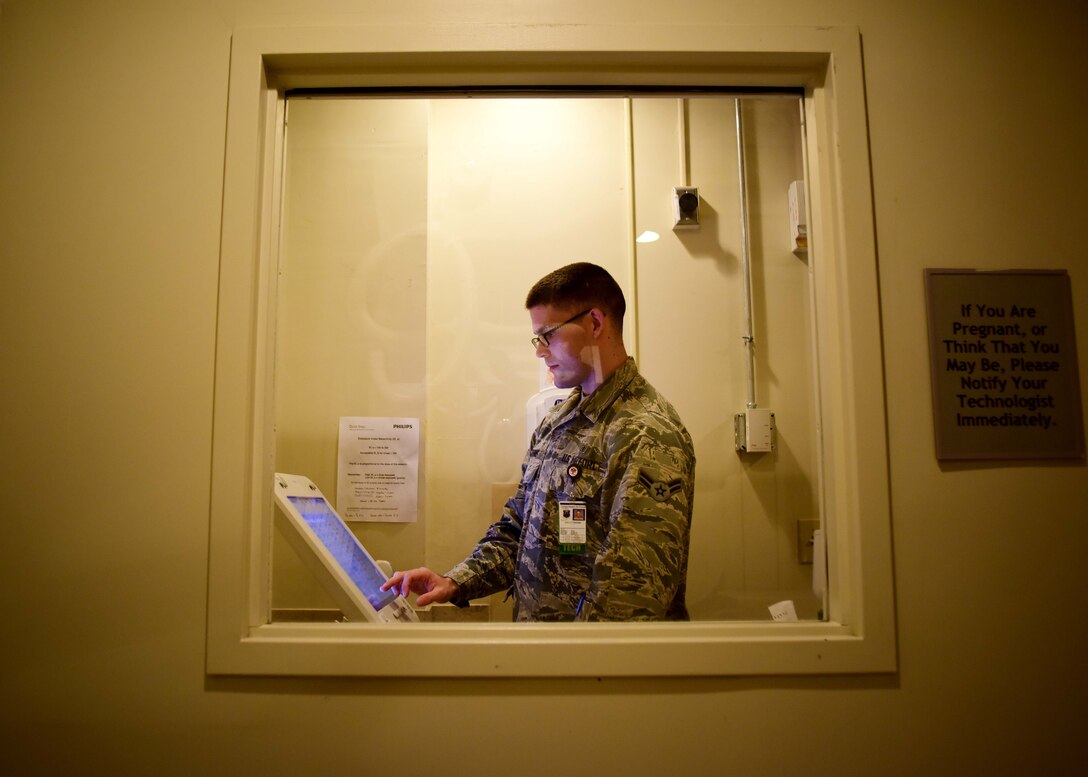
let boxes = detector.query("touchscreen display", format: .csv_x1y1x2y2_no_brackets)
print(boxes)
287,495,396,612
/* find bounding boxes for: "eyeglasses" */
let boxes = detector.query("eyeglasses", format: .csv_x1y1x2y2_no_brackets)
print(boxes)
530,308,592,349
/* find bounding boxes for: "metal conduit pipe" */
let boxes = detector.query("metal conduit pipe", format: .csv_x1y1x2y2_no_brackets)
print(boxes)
735,98,758,409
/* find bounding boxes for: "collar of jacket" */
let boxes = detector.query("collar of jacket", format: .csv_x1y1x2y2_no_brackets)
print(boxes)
568,356,639,424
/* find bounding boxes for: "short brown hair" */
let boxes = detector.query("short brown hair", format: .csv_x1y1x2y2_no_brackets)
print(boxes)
525,262,626,326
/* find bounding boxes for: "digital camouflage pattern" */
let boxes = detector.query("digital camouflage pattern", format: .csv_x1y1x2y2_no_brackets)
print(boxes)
446,358,695,621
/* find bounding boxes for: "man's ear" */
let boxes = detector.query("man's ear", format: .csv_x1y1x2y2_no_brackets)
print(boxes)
588,307,607,337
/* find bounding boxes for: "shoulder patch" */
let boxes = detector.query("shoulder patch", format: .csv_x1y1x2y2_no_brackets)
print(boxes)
637,469,683,502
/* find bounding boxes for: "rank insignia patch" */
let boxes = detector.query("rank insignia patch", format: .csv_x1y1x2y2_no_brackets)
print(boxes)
638,470,683,502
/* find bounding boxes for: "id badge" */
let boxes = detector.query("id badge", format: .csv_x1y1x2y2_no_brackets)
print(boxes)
558,500,587,555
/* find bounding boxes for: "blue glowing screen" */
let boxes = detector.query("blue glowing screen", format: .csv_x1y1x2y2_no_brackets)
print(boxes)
288,495,396,612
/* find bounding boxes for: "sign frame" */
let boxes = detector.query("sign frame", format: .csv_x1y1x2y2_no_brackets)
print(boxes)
924,268,1085,461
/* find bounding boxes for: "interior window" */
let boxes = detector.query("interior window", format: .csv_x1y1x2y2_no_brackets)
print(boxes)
270,92,822,624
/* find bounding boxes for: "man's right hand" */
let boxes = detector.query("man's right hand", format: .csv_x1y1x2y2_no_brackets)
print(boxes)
381,567,460,607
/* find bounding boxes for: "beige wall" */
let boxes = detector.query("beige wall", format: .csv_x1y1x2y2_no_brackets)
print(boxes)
1,1,1085,774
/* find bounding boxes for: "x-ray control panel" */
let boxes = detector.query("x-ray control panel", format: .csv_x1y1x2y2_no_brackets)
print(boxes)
273,473,418,623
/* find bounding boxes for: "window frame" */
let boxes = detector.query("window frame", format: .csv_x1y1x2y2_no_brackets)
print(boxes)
206,23,895,677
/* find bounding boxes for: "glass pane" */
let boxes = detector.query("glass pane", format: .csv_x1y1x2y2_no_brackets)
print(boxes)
273,94,820,622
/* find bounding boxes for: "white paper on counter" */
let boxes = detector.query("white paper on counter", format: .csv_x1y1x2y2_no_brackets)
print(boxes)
769,600,799,622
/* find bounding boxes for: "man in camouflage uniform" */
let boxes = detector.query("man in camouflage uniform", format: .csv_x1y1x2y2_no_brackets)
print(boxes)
383,262,695,621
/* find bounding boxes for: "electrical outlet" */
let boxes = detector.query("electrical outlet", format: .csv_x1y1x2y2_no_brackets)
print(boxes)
672,186,700,230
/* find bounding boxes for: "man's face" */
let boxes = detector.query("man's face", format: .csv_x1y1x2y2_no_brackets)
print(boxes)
529,304,595,391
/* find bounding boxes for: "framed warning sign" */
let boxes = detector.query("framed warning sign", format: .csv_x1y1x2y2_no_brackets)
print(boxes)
924,269,1085,461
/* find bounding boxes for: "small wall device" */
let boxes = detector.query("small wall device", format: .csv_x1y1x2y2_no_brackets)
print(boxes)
273,473,418,623
673,186,700,230
734,408,777,453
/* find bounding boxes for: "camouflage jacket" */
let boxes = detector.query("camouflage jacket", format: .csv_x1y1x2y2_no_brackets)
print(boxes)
446,358,695,621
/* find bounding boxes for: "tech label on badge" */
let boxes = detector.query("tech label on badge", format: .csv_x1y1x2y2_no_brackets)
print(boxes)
558,500,587,555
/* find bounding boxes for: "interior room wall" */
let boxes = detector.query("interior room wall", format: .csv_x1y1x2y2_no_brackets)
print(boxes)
423,97,634,584
1,1,1085,775
274,97,430,608
633,97,818,619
